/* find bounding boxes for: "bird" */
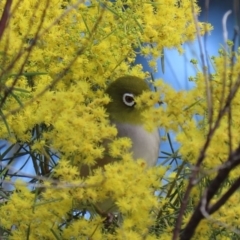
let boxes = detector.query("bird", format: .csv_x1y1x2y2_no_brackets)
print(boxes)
105,75,160,167
80,75,160,214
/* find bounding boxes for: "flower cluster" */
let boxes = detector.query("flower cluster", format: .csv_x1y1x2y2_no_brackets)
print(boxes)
0,0,216,239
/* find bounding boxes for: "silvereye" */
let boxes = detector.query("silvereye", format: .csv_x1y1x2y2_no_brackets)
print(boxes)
80,76,160,176
80,76,160,214
105,75,160,166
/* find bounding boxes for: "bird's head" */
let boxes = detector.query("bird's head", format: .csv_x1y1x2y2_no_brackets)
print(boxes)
105,76,151,125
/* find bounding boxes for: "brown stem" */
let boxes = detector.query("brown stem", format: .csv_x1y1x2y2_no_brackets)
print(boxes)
0,0,12,40
180,145,240,240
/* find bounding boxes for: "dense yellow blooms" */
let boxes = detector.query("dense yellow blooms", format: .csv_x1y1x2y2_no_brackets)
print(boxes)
2,0,238,239
155,49,240,237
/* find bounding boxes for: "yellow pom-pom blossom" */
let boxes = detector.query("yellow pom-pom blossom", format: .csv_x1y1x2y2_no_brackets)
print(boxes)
159,49,240,237
0,0,212,239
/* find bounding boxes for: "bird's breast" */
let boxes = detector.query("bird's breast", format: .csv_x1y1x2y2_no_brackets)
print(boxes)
114,122,160,166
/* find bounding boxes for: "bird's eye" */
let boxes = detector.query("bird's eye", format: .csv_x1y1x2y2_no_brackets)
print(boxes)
123,93,135,107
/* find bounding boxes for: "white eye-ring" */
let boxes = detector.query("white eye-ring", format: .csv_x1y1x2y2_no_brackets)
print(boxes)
123,93,135,107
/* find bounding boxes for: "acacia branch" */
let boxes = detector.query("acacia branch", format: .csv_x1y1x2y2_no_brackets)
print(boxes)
0,0,49,109
173,72,240,239
0,0,12,40
180,145,240,240
209,176,240,214
1,6,105,120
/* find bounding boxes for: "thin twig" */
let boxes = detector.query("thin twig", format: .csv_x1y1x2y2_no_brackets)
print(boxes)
0,0,49,108
0,161,106,190
191,1,212,127
209,176,240,214
219,10,232,113
173,74,240,240
0,0,12,40
1,8,105,120
180,145,240,240
173,2,212,238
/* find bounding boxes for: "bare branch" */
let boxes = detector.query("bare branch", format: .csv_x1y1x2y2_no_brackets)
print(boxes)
180,145,240,240
189,1,212,126
0,0,49,109
209,177,240,214
173,69,240,239
0,0,12,40
219,10,232,112
1,7,105,120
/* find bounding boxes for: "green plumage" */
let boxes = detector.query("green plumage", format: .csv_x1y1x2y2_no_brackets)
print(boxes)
106,76,150,125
